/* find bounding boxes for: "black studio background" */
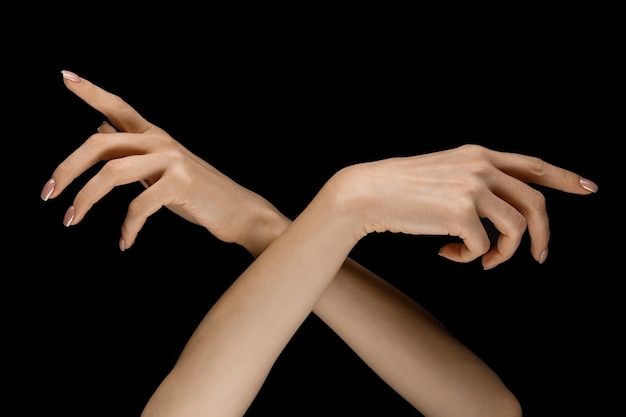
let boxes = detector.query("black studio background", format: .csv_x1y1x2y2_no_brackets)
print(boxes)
7,11,620,417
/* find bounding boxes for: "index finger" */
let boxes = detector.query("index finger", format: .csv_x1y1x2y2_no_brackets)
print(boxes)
61,70,152,133
484,146,599,194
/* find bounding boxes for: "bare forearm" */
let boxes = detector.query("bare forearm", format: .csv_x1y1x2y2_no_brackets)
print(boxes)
143,180,359,416
232,188,508,414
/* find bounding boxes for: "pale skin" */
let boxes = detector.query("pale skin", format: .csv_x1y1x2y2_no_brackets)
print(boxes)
42,70,598,417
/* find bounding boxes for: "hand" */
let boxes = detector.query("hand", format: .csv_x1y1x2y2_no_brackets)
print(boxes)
41,70,286,253
331,144,598,269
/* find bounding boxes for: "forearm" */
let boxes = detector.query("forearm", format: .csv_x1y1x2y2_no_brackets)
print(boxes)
143,178,360,416
230,183,510,414
313,259,516,415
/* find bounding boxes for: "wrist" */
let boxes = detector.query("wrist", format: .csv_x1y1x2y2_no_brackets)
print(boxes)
239,164,372,258
240,203,291,258
315,166,371,243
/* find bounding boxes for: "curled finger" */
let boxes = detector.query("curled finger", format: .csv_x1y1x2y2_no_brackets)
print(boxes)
485,163,552,264
475,193,529,270
120,178,179,250
97,120,118,134
438,209,492,264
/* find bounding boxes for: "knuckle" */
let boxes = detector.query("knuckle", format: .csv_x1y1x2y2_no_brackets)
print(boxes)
528,155,548,176
528,189,547,212
109,94,129,113
511,213,528,238
84,132,106,154
459,143,486,154
475,238,492,255
101,158,126,177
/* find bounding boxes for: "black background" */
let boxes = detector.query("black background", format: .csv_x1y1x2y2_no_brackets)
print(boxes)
5,8,620,417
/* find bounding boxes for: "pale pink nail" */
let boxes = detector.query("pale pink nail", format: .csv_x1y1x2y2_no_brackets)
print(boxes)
41,178,55,201
483,262,497,271
539,248,549,264
119,237,126,252
579,178,598,193
61,70,81,83
97,121,109,133
63,206,75,227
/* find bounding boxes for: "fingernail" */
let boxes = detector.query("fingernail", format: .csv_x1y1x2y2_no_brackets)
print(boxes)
119,237,126,252
64,206,75,227
579,178,598,193
41,178,55,201
97,121,109,132
539,248,549,264
61,70,81,83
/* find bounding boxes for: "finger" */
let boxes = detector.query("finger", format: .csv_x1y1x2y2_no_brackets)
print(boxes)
482,164,551,264
47,131,154,200
69,153,168,226
121,177,180,249
438,209,492,263
61,70,152,133
484,146,599,194
475,192,529,270
97,120,118,133
96,120,152,189
438,182,530,268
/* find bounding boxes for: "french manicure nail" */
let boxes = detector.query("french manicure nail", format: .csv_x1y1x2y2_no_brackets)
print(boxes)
64,206,75,227
97,121,108,132
579,178,598,193
483,263,497,271
41,178,55,201
61,70,81,83
539,248,549,264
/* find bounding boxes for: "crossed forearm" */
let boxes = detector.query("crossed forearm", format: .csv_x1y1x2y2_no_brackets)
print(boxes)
142,176,512,417
142,178,358,416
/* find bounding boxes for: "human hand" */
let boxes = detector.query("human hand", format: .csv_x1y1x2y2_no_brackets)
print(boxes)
331,144,598,269
41,70,287,253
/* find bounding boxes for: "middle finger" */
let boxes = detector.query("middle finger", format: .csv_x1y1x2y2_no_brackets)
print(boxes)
488,167,549,262
70,152,169,225
50,131,158,199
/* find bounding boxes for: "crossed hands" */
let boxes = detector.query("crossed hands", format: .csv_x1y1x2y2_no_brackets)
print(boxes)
42,70,597,270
